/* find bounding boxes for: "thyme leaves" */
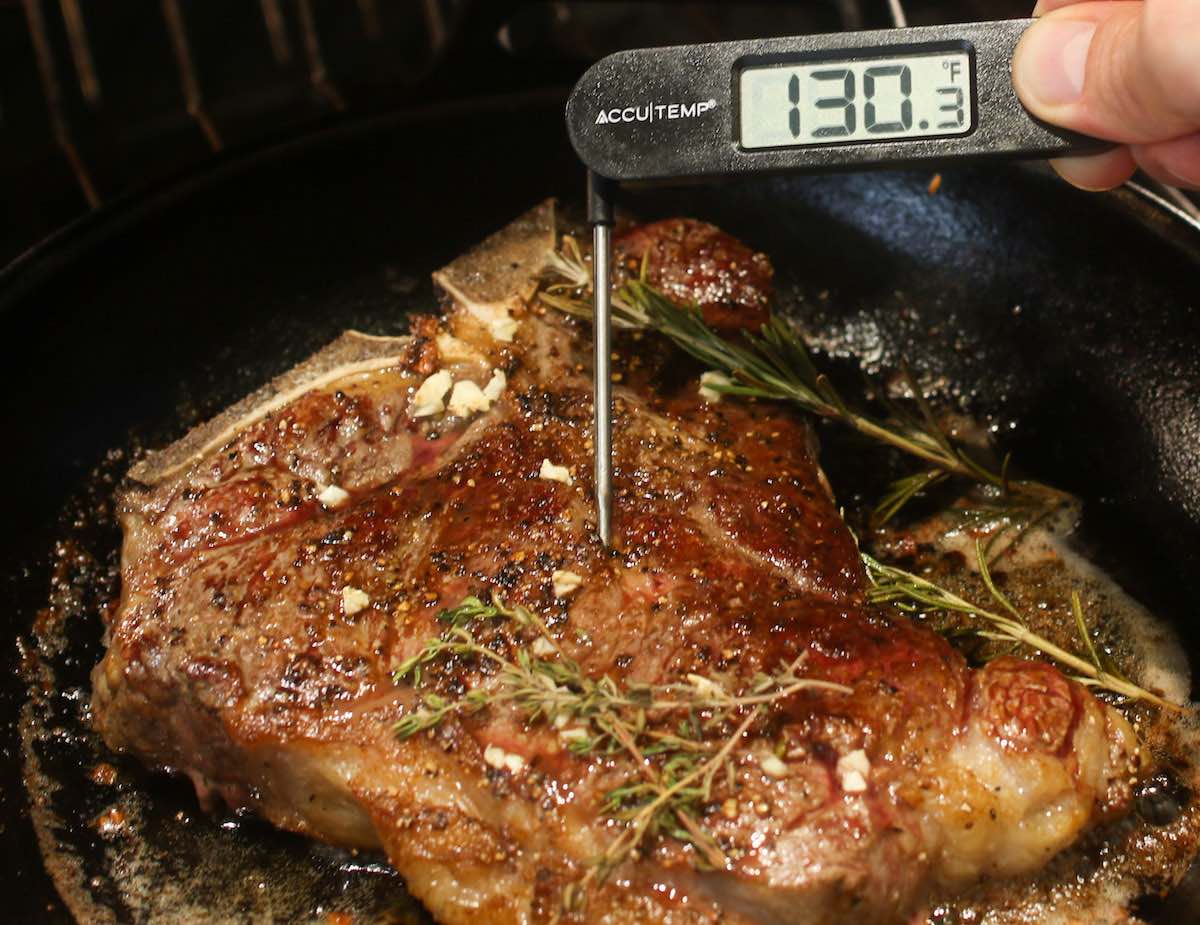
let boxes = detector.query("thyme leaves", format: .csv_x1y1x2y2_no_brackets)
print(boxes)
391,594,850,890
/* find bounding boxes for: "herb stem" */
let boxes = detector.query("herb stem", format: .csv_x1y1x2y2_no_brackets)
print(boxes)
540,243,1070,522
863,542,1180,712
599,708,758,874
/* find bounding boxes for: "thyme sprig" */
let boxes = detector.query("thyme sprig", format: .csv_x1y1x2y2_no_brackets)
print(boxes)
862,541,1179,711
391,594,851,890
540,240,1068,524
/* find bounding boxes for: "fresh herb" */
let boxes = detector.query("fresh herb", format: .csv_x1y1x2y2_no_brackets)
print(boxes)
541,240,1068,525
862,540,1178,711
872,468,950,528
392,593,851,895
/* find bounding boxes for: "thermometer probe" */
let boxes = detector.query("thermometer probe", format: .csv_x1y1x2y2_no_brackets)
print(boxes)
566,19,1106,546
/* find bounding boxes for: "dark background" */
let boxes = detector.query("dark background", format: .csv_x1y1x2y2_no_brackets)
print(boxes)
4,2,1200,923
2,0,1036,268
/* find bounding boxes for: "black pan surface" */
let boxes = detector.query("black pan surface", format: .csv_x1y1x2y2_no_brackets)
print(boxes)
3,90,1200,922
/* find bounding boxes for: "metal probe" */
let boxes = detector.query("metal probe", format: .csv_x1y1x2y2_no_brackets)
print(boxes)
588,172,615,547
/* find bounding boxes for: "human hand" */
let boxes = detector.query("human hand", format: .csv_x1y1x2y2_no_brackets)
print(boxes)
1011,0,1200,190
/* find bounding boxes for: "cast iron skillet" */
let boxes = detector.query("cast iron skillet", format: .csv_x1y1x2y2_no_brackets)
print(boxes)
3,90,1200,922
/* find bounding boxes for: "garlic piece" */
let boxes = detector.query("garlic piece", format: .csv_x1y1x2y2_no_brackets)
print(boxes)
317,484,350,508
836,749,871,794
342,586,370,616
531,636,556,657
539,459,573,486
759,754,790,779
483,369,507,402
699,370,732,403
552,569,583,597
484,744,525,773
447,380,491,417
411,370,453,418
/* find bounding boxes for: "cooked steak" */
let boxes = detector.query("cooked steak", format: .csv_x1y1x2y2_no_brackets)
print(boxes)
93,202,1144,925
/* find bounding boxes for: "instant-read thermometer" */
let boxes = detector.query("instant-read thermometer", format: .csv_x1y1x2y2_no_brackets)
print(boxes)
566,19,1105,546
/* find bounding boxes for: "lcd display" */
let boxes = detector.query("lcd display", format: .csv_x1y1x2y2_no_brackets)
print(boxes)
739,50,973,149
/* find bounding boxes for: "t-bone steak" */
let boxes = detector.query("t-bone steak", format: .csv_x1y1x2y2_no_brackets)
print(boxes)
93,202,1144,924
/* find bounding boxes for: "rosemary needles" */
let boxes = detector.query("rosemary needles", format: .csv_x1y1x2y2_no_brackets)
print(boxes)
863,541,1178,711
540,240,1069,525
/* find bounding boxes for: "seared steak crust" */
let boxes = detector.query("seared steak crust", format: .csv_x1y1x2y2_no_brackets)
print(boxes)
614,218,773,334
93,202,1142,925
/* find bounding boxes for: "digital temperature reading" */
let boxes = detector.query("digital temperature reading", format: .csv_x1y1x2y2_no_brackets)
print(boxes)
739,50,972,149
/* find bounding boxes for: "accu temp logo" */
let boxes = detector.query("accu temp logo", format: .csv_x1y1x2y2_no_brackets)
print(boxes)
595,99,718,125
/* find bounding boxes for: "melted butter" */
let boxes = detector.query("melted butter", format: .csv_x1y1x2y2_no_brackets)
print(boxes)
870,496,1200,924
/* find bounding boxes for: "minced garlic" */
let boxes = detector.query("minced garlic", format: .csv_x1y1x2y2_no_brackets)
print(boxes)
411,370,453,417
699,370,732,403
483,369,507,402
552,569,583,597
342,586,370,616
447,380,490,417
837,749,871,793
539,459,573,485
483,744,525,774
317,484,350,508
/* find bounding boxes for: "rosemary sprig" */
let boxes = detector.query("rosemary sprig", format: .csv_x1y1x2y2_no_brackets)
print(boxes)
391,594,851,891
872,469,950,527
862,541,1179,711
540,241,1069,524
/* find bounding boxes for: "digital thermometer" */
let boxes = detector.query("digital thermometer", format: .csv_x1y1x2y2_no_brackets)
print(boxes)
565,20,1105,545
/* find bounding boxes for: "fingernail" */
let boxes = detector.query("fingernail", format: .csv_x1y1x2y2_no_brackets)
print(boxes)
1018,19,1096,107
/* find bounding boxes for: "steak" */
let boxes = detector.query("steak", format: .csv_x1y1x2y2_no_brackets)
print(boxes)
93,202,1144,925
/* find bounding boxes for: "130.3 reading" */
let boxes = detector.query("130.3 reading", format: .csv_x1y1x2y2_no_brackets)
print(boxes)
739,49,973,150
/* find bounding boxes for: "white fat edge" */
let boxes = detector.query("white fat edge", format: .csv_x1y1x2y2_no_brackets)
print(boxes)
919,502,1191,707
439,280,520,343
150,349,410,483
539,459,573,486
411,369,453,418
699,371,732,403
435,332,485,364
447,380,491,417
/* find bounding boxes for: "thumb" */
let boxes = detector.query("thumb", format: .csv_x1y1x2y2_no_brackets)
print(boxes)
1012,0,1200,145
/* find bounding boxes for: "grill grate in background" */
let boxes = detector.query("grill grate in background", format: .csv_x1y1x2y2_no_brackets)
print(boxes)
0,0,1191,269
2,0,463,264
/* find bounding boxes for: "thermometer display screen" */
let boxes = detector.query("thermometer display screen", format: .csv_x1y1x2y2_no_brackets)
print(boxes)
739,49,973,149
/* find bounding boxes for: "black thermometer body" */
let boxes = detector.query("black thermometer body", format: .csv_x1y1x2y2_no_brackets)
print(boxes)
567,19,1104,183
568,19,1105,548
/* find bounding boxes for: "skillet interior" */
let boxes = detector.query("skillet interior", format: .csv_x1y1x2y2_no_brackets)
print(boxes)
3,92,1200,922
